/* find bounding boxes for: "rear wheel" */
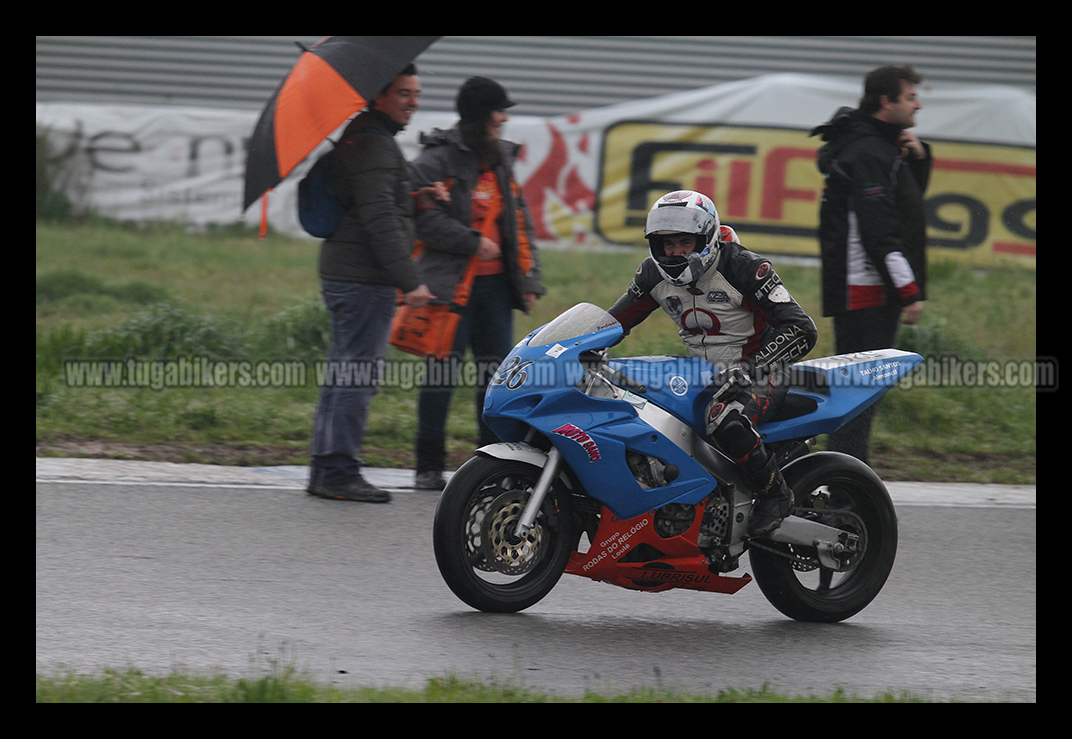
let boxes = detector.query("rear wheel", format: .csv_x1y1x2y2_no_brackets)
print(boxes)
433,455,575,613
749,453,897,622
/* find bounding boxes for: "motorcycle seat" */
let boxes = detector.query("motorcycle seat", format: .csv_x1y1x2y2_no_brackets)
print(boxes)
789,365,829,393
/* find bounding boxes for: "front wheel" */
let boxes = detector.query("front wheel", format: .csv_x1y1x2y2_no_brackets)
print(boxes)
433,455,575,613
749,453,898,622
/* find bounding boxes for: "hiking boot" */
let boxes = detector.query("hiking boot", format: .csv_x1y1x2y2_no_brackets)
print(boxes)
307,477,391,503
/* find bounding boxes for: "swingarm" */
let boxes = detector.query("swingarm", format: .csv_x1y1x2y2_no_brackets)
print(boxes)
763,514,861,571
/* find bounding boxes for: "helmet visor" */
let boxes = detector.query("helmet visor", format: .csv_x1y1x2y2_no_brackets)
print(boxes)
645,205,713,239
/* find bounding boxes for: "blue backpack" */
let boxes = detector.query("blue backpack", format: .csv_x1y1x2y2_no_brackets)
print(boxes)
297,144,345,239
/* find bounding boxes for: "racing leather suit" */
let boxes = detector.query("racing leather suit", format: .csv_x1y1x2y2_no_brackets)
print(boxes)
609,231,817,522
609,231,816,379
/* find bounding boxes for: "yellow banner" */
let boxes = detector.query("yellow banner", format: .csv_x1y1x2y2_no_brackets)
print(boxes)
594,121,1035,266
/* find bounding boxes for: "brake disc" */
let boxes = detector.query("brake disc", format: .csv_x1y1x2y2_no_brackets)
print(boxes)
479,492,544,575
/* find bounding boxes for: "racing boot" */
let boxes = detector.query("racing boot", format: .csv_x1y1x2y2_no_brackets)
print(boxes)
747,455,794,536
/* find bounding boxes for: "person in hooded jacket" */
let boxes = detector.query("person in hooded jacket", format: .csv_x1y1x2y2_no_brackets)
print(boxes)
610,190,817,536
810,64,932,463
409,77,545,490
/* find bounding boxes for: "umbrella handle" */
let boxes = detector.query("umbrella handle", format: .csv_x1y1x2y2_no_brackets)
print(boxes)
259,191,271,239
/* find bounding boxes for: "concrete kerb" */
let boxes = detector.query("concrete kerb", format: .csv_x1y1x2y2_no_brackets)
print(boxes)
36,458,1034,508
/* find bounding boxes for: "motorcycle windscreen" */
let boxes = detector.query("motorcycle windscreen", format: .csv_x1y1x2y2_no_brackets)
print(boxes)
528,302,621,347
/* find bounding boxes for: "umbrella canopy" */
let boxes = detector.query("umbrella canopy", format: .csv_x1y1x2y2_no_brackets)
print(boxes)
243,35,438,212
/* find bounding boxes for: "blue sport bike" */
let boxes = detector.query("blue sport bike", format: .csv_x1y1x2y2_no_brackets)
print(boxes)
433,303,923,622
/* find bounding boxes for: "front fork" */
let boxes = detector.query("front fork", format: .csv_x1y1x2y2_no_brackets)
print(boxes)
513,447,562,539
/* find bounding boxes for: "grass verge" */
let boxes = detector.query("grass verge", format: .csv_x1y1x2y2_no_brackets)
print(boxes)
35,667,942,703
36,221,1037,483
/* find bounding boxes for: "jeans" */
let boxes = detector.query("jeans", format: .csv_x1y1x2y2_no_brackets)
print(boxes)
416,273,515,471
310,280,396,486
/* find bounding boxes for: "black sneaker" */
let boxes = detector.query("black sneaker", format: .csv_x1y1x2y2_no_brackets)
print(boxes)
307,477,391,503
414,471,446,491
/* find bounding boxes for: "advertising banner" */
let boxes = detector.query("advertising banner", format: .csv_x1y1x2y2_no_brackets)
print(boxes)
37,73,1034,267
591,121,1036,264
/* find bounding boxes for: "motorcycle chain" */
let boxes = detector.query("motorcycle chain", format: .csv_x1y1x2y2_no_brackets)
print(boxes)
748,526,821,572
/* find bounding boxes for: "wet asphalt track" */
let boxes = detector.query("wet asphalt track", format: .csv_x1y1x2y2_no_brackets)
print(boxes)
36,459,1035,701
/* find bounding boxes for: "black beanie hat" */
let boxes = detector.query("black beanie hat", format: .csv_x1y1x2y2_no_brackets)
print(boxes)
456,76,516,121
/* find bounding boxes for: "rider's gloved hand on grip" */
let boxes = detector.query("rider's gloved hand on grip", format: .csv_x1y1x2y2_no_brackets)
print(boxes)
713,366,753,395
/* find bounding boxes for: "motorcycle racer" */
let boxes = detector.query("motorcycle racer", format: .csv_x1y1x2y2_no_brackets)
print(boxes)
609,191,817,535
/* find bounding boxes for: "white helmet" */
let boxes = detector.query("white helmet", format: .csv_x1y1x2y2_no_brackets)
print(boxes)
645,191,721,286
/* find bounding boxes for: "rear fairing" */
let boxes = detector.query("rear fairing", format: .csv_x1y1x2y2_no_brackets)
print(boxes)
608,349,923,442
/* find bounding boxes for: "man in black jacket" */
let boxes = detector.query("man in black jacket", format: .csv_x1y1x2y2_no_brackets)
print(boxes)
811,65,931,462
309,65,435,503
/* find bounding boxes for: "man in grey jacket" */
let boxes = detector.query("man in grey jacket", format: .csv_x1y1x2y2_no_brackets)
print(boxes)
308,64,435,503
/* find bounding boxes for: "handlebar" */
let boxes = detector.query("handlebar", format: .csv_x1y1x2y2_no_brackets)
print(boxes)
578,350,646,395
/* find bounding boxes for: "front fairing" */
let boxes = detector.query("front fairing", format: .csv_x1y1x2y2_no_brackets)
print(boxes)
483,304,716,520
606,355,716,428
